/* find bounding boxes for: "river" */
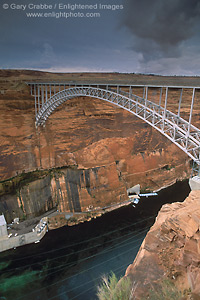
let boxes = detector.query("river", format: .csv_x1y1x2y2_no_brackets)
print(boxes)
0,180,190,300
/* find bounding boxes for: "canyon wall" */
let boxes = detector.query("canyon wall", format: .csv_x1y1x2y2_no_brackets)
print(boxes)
125,190,200,299
0,71,194,221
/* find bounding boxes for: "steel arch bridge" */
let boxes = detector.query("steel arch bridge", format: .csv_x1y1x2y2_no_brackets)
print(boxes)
27,82,200,168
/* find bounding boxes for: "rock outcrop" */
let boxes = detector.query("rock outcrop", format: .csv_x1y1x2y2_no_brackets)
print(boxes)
125,190,200,299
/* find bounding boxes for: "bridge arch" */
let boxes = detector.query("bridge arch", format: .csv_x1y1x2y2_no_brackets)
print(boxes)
35,86,200,165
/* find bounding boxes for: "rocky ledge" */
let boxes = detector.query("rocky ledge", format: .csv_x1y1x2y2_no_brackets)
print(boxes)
125,190,200,299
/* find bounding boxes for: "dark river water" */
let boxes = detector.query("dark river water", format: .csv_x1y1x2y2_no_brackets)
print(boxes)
0,180,190,300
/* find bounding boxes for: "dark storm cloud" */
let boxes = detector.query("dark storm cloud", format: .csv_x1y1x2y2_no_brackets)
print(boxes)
0,0,126,71
122,0,200,60
1,0,200,74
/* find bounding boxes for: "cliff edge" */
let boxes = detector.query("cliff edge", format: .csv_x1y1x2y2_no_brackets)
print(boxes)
125,190,200,299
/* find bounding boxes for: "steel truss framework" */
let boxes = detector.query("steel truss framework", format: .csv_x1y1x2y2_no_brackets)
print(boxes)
27,83,200,167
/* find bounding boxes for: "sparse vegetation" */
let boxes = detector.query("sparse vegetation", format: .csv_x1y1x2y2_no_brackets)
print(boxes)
140,186,151,193
145,279,184,300
69,216,78,223
97,272,132,300
161,164,175,171
0,166,73,197
86,212,92,218
97,275,188,300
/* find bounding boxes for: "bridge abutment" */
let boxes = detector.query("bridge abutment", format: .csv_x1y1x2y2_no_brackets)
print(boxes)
189,176,200,190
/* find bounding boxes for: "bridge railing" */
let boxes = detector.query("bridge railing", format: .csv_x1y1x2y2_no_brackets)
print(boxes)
118,88,200,138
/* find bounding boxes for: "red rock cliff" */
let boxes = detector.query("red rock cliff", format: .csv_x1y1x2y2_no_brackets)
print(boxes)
0,71,194,221
125,190,200,299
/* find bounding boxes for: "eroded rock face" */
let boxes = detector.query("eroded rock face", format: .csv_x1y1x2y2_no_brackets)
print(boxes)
125,190,200,299
0,166,128,223
0,92,191,221
0,70,193,221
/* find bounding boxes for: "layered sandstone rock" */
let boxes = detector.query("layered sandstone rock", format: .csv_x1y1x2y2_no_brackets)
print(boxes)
0,166,128,223
0,70,196,221
125,190,200,299
0,91,191,222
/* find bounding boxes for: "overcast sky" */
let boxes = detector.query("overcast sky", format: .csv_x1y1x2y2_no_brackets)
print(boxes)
0,0,200,75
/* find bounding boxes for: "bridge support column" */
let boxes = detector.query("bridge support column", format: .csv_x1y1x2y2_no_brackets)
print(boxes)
144,86,148,118
117,85,119,103
45,85,48,102
41,85,44,105
162,87,168,130
129,86,132,98
49,85,51,98
37,85,40,112
34,85,37,115
159,87,162,106
186,88,195,148
143,87,145,99
177,88,183,119
158,87,162,114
